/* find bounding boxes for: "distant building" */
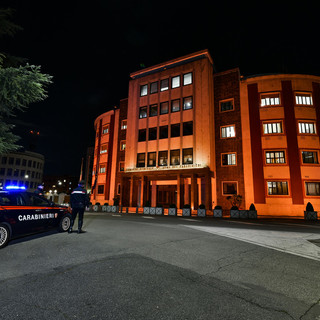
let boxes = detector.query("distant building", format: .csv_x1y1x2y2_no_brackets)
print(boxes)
90,50,320,217
0,150,44,191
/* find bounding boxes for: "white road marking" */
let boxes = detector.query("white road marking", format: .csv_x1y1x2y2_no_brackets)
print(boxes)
142,216,155,219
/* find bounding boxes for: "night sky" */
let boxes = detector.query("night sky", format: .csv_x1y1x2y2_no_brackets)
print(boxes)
2,1,320,176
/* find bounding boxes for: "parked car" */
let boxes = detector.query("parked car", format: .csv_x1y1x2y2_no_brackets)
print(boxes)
0,186,72,249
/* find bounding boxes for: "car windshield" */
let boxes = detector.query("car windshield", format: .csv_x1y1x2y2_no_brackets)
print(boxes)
0,192,26,206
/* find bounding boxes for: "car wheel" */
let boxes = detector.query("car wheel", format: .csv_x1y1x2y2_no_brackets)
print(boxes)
59,214,71,232
0,224,10,249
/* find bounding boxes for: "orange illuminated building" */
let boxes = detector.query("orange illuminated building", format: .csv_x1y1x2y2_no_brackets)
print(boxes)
91,50,320,217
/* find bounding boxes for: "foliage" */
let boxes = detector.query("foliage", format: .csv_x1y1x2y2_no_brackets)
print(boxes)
226,194,242,209
199,204,205,209
169,203,176,208
306,202,314,212
249,203,256,211
145,200,151,207
183,204,191,209
214,205,222,210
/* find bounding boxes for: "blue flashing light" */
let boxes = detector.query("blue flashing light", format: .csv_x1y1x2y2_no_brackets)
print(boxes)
5,186,26,190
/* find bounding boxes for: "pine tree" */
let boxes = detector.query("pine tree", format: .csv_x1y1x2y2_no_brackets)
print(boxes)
0,8,53,155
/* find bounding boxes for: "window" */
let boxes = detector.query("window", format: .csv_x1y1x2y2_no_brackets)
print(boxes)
171,75,180,88
149,104,158,117
22,159,26,166
183,148,193,164
160,79,169,91
183,121,193,136
140,84,148,96
137,153,145,167
170,150,180,165
263,122,283,134
139,106,147,119
222,153,236,166
159,126,168,139
102,124,109,134
220,99,234,112
302,151,318,164
119,162,125,172
261,93,280,107
305,182,320,196
267,181,288,195
221,125,235,138
150,82,158,94
97,185,104,194
222,182,237,195
147,152,156,167
0,193,25,206
0,168,5,175
121,120,127,130
295,93,313,105
120,141,126,151
171,99,180,112
28,160,32,167
20,169,25,177
9,157,14,165
171,123,180,138
160,101,169,114
183,96,193,110
1,157,7,165
148,127,157,140
138,129,147,142
13,169,19,177
99,164,106,174
266,151,286,164
7,168,12,176
15,158,21,166
29,194,50,206
298,122,316,134
100,144,108,154
183,72,192,85
158,151,168,166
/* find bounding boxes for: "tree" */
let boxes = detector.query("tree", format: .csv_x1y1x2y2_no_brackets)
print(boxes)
0,8,53,155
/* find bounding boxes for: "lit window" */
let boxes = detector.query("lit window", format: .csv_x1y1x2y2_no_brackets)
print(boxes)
221,125,236,138
102,124,109,134
140,84,148,96
171,123,180,138
148,127,157,140
139,106,147,119
150,82,158,94
220,99,234,112
147,152,156,167
222,182,237,195
183,148,193,164
171,99,180,112
137,153,145,168
97,185,104,194
170,149,180,165
119,162,125,172
121,120,127,130
160,79,169,91
183,72,192,85
183,96,193,110
221,153,236,166
149,104,158,117
302,151,318,164
99,164,106,174
267,181,288,195
298,122,316,134
265,151,286,164
261,93,280,107
160,102,169,114
295,93,313,105
138,129,146,142
263,122,283,134
100,144,108,154
171,76,180,88
158,151,168,166
120,141,126,151
305,182,320,196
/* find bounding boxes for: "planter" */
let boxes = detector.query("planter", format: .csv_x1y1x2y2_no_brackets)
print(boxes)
150,207,156,215
197,209,206,217
85,205,92,212
248,210,257,219
213,209,223,218
156,207,163,215
143,207,150,215
168,208,177,216
230,209,240,218
304,211,318,220
92,205,101,212
111,206,119,213
182,208,191,217
239,210,248,219
101,205,107,212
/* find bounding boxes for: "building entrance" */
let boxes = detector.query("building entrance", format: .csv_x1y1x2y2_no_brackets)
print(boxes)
156,185,177,208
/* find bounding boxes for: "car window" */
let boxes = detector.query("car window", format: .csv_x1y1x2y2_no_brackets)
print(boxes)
28,194,50,207
0,193,26,206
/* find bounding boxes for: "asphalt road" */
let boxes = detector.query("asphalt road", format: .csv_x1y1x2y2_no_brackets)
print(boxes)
0,213,319,320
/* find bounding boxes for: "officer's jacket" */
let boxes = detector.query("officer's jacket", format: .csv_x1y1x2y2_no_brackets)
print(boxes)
70,187,89,209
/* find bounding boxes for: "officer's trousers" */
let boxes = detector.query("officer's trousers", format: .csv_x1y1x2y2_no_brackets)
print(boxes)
70,207,85,231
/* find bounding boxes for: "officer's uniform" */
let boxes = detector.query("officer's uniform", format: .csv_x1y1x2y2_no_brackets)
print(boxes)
69,182,89,234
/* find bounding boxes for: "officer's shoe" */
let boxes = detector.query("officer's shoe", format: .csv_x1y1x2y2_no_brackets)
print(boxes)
68,228,73,233
77,229,86,234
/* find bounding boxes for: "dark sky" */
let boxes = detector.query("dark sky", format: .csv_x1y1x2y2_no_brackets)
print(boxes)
2,1,320,176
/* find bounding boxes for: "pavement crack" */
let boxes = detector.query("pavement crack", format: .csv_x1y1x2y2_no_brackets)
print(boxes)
299,296,320,320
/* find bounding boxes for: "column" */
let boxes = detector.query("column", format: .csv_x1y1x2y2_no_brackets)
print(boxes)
177,174,181,209
140,175,145,207
129,175,133,207
191,174,198,210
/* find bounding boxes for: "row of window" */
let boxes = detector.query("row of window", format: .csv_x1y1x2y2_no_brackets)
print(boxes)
139,97,193,119
0,157,43,169
140,72,193,96
223,181,320,196
138,122,193,142
0,179,40,189
137,148,193,168
0,168,42,179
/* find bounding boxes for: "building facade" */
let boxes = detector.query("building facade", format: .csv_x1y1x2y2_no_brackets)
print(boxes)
91,50,320,217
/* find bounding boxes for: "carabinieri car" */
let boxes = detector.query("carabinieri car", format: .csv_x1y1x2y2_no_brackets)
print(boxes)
0,187,72,249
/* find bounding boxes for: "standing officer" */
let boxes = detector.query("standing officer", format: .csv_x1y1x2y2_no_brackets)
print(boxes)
69,180,89,234
34,183,44,196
